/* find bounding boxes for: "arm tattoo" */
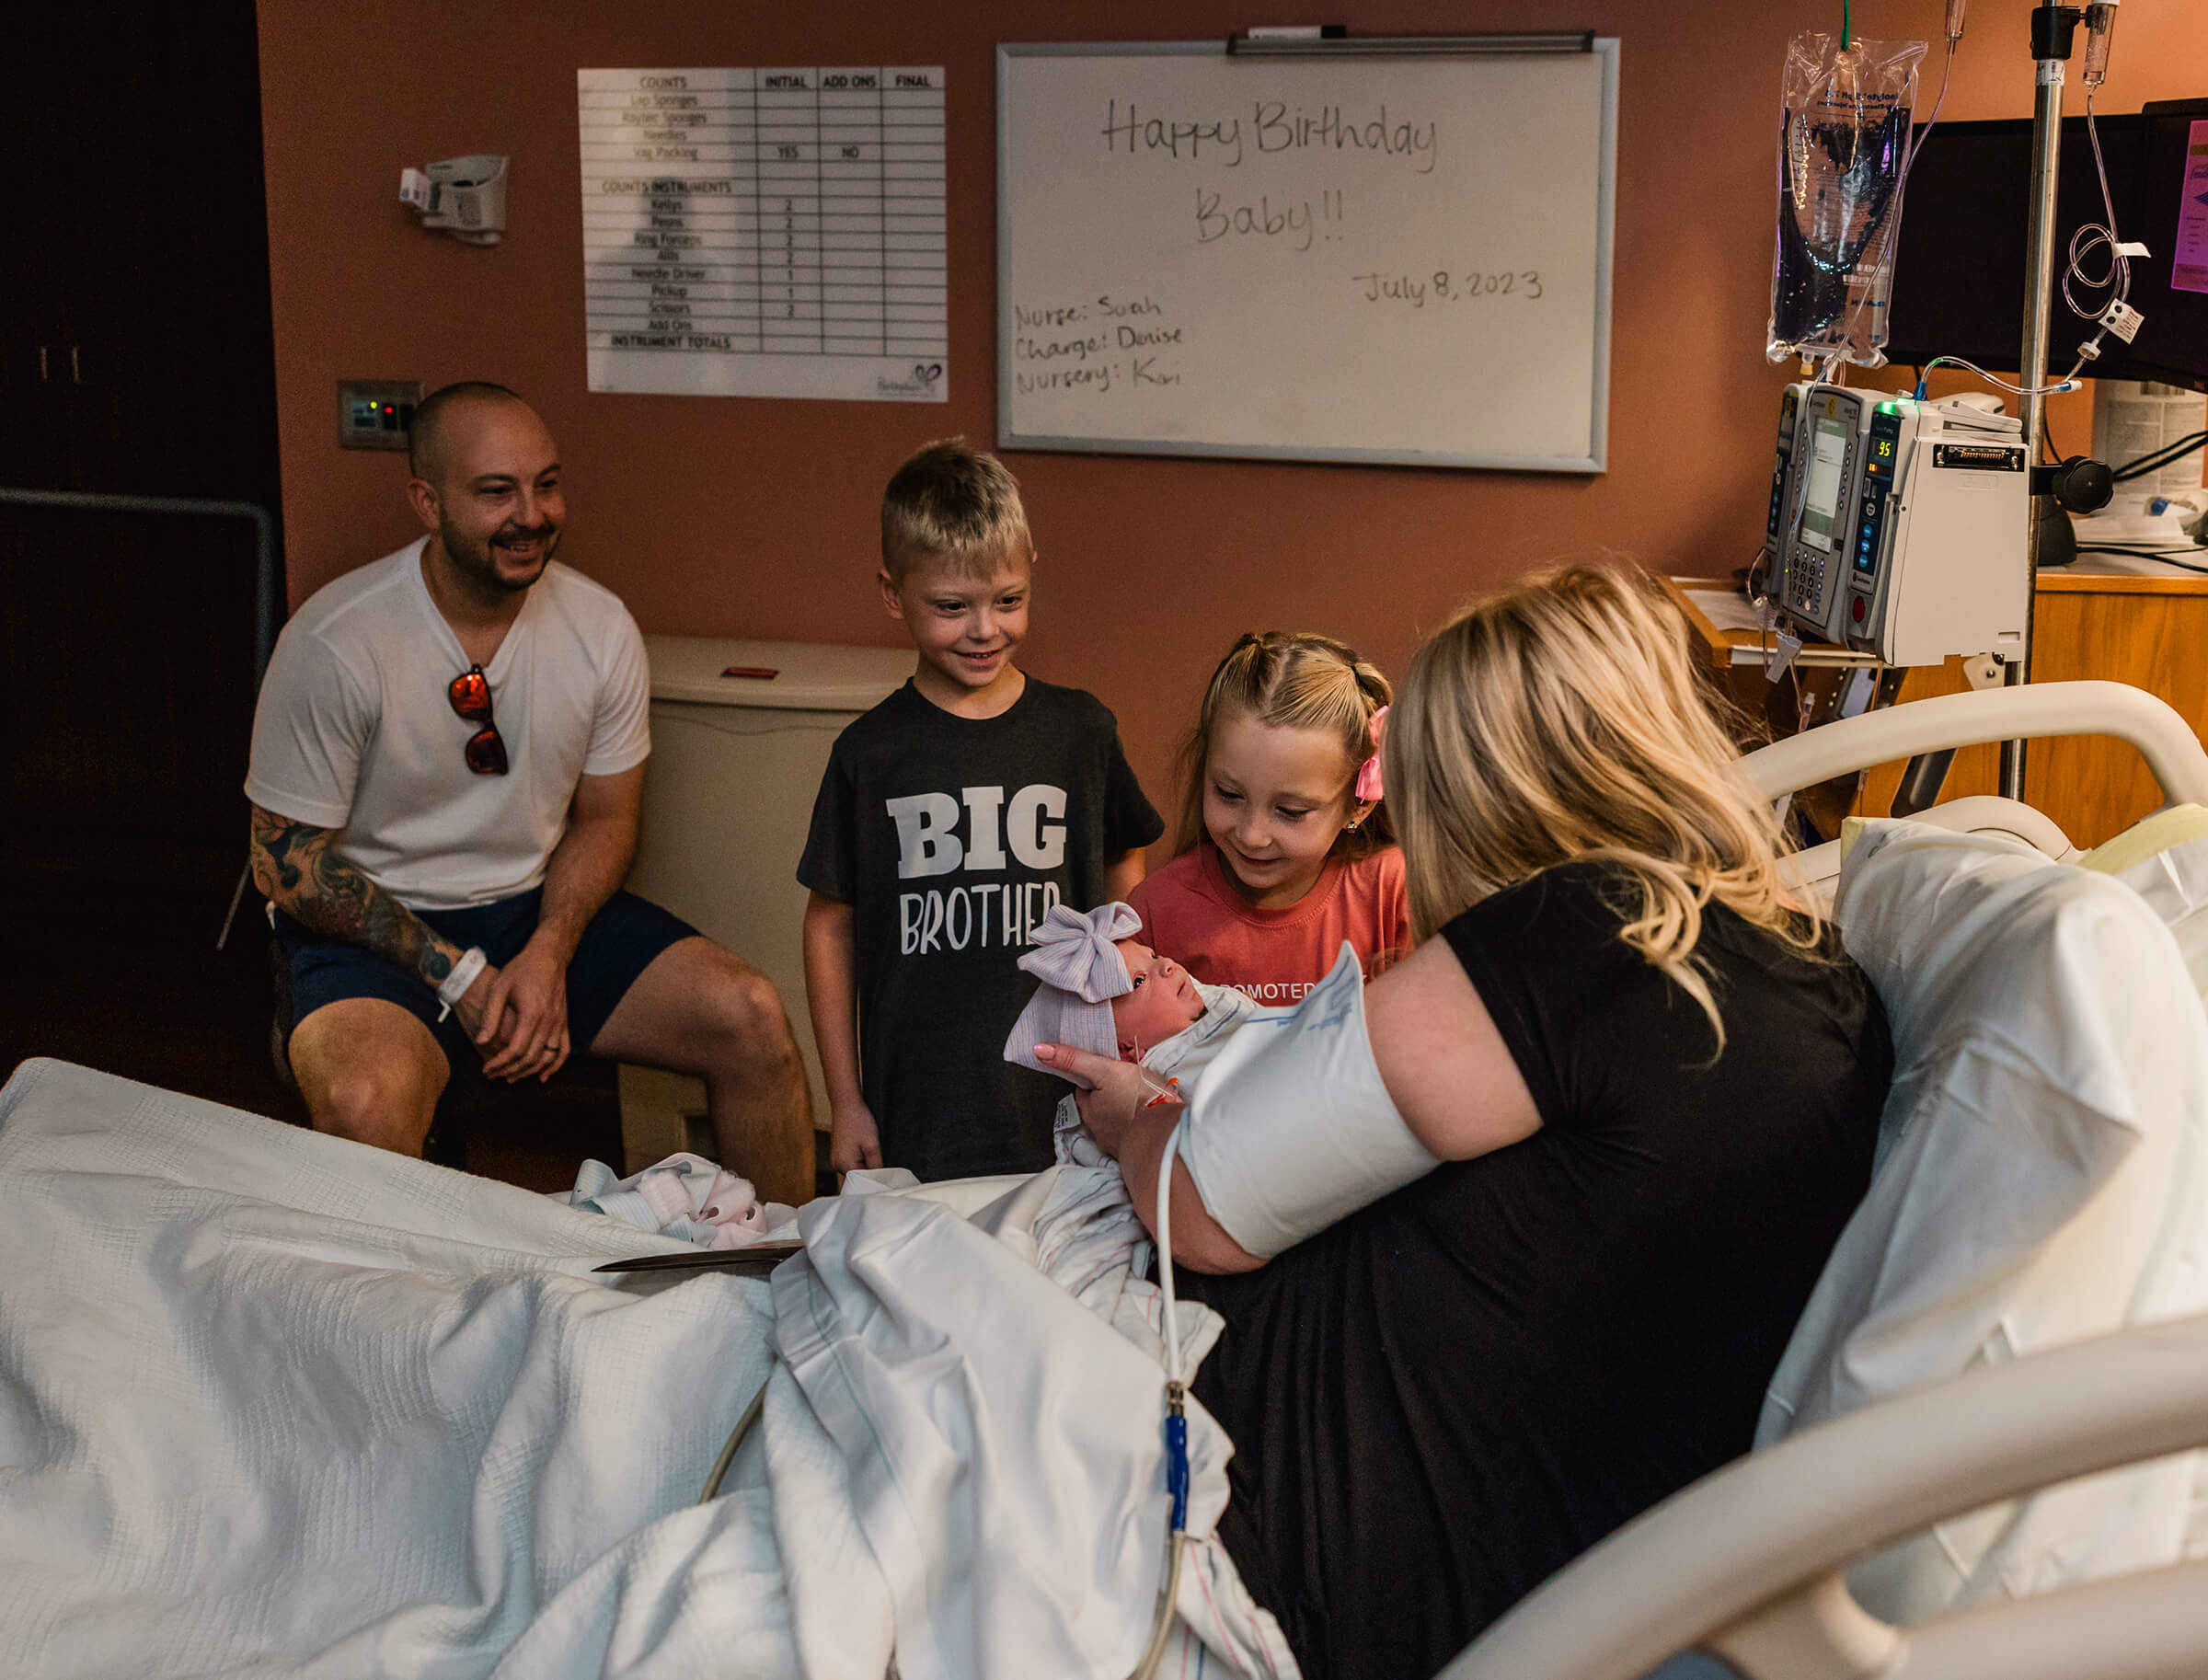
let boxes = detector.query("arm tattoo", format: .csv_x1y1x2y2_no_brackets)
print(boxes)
251,808,458,988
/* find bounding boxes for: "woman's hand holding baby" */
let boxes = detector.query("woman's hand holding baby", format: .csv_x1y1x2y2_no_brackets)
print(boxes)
1036,1041,1260,1275
1034,1041,1168,1159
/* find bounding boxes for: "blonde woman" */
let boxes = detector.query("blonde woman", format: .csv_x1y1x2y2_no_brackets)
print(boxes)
1039,567,1892,1680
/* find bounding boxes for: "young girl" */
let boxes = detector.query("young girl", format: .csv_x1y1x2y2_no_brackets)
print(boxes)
1128,631,1409,1001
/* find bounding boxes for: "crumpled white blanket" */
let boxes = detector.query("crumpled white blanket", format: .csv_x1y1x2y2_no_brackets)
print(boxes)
554,1150,788,1248
1763,823,2208,1621
0,1058,1294,1679
777,1164,1297,1680
0,1057,782,1679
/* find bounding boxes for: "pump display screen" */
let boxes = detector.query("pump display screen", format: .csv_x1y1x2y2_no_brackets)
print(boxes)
1798,416,1851,552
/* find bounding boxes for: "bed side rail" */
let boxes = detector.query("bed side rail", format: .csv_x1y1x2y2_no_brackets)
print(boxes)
1740,680,2208,807
1435,1310,2208,1680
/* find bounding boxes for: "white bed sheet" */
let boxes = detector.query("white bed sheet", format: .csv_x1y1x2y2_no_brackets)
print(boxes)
0,1057,1294,1680
0,1057,793,1678
1763,823,2208,1620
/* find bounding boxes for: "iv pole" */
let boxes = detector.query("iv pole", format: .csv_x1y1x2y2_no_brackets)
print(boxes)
2004,2,2122,800
2001,6,2077,802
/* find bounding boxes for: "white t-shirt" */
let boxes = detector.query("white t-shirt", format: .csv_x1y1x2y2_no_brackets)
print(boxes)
245,539,651,911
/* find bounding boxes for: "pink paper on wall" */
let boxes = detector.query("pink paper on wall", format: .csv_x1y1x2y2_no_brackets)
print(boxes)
2175,119,2208,295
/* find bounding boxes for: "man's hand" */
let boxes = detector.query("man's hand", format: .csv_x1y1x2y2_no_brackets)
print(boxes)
829,1099,883,1174
1033,1042,1178,1162
451,961,506,1047
474,938,572,1082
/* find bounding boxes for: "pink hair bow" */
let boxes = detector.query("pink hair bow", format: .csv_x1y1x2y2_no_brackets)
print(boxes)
1354,705,1389,803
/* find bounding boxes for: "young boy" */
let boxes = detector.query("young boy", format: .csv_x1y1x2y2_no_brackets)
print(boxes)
799,439,1163,1179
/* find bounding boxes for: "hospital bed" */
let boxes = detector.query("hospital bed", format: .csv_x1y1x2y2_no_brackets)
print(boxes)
6,680,2208,1680
1760,678,2208,900
1443,678,2208,1680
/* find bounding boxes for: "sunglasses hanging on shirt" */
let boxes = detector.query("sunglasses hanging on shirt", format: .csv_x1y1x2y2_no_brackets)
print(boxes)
446,664,509,775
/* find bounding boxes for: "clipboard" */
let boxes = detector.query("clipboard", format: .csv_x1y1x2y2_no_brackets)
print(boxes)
592,1238,804,1274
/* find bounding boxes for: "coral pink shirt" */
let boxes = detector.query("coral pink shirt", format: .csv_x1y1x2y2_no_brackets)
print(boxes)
1127,842,1410,1003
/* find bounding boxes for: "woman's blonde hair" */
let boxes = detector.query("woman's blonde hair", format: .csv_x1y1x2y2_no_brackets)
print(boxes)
1386,566,1814,1052
1174,631,1395,862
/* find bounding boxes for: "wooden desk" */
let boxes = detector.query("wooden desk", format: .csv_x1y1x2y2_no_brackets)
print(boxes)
1668,570,2208,850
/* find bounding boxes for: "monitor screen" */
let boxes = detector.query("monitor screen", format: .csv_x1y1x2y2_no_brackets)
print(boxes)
1881,114,2148,376
2117,100,2208,394
1799,414,1851,552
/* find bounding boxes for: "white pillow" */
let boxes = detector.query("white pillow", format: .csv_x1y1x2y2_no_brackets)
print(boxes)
2103,833,2208,999
2085,815,2208,1564
1761,819,2208,1621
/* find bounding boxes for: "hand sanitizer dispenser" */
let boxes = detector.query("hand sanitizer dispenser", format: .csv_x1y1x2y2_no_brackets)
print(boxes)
399,155,509,246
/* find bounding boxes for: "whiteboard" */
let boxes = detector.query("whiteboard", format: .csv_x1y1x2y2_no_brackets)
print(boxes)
997,40,1617,471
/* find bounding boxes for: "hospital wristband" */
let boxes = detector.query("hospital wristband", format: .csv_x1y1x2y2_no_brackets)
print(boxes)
435,946,489,1021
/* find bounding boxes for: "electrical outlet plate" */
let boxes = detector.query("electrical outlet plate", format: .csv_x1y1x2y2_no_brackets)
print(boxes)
336,379,423,451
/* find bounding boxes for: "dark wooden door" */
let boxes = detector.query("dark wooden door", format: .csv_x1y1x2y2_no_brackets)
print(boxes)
0,4,291,1111
0,2,282,880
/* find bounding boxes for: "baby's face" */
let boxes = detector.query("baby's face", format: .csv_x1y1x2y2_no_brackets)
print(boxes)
1110,939,1203,1059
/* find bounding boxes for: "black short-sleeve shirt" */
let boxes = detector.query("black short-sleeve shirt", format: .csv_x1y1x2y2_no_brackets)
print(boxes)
798,676,1162,1179
1181,861,1892,1680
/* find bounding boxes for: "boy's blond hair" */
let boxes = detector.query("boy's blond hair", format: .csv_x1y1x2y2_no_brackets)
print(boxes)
1386,565,1818,1054
880,437,1031,581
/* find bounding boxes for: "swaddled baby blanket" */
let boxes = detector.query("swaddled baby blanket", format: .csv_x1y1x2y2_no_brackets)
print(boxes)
1054,977,1258,1166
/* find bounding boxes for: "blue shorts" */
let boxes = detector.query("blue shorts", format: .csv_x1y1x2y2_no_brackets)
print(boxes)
274,887,699,1076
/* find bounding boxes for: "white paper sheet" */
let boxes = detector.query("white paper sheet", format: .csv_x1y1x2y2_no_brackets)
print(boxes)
580,67,949,402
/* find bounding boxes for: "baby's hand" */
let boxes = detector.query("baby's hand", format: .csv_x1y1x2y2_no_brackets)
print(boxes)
829,1101,882,1174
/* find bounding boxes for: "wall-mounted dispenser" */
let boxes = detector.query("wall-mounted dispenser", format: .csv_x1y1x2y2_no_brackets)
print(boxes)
398,155,508,246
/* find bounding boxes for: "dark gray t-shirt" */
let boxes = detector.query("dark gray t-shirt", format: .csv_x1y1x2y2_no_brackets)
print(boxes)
798,677,1162,1179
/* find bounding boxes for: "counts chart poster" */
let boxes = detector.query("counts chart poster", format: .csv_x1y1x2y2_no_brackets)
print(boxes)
579,66,949,402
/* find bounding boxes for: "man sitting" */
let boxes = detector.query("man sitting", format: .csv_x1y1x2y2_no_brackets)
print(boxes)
245,381,813,1203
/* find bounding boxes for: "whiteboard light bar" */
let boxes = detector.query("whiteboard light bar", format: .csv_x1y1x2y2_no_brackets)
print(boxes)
1226,30,1595,56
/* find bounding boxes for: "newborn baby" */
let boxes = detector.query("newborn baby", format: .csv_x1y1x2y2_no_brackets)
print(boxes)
1004,903,1257,1166
1005,903,1225,1075
1109,938,1205,1060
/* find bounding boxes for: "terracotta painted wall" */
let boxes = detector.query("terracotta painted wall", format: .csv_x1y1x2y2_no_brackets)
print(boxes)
256,0,2208,815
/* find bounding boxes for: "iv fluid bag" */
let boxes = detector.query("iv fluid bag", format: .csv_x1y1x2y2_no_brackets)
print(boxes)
1768,34,1926,368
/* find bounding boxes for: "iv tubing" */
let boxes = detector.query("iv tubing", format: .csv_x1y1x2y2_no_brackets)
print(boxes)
1915,355,2080,399
2051,88,2133,381
1919,87,2131,408
699,1379,767,1503
1126,1117,1194,1680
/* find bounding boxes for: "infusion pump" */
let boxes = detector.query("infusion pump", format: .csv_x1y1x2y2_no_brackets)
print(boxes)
1759,382,1810,587
1766,386,2029,667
